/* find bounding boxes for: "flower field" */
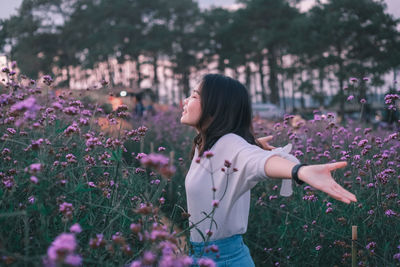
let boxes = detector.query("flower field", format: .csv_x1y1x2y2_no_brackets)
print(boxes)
0,70,399,266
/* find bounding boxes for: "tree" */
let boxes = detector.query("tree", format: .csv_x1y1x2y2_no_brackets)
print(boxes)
238,0,299,104
307,0,400,119
167,0,202,99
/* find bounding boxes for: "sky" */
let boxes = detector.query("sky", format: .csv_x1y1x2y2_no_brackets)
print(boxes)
1,0,400,20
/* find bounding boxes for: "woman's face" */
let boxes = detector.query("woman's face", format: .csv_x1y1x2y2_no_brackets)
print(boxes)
180,88,202,128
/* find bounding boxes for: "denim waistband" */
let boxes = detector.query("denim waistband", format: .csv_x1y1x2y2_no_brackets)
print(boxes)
190,234,243,255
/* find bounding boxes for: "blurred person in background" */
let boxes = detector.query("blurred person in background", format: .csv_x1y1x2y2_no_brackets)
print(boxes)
133,93,145,117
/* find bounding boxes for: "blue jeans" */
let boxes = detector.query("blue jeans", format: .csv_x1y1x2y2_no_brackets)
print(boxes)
189,235,255,267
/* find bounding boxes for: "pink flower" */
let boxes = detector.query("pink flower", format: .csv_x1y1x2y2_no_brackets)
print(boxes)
129,261,141,267
29,163,42,173
28,195,36,204
142,251,156,265
70,223,82,234
325,207,333,214
64,254,82,266
198,258,216,267
30,176,39,184
204,151,214,158
212,200,219,207
347,95,354,101
385,209,396,217
47,233,77,261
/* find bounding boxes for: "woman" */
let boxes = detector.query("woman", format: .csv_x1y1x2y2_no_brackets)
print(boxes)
180,74,357,267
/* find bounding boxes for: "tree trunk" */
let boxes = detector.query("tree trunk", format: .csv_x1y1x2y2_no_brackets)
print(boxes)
337,45,345,122
258,56,267,103
153,55,159,102
300,78,305,110
318,68,325,107
106,59,115,88
135,58,142,89
182,69,190,98
245,63,251,92
267,45,280,105
66,67,71,88
291,78,295,113
280,74,286,112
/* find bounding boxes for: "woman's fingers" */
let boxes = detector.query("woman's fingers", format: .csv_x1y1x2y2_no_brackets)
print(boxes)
259,135,273,142
332,183,357,202
326,186,352,204
326,182,357,204
326,161,347,171
257,136,276,150
304,163,357,204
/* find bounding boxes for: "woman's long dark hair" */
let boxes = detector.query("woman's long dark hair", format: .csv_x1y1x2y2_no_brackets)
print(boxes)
191,74,261,159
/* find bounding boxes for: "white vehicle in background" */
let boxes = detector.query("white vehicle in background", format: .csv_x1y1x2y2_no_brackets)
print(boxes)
252,103,285,120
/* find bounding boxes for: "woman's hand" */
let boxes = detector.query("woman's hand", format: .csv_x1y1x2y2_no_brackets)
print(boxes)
257,135,276,150
298,161,357,204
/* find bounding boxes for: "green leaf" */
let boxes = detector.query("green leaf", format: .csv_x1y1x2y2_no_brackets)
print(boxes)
55,119,69,134
110,148,122,162
74,183,93,193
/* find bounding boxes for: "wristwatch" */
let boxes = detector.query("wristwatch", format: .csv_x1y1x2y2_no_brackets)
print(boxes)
291,163,308,185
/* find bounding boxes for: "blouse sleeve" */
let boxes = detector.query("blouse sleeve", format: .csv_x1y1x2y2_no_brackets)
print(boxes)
217,134,299,198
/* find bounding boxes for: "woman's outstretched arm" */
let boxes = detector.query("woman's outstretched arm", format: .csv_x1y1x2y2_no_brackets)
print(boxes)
264,155,357,204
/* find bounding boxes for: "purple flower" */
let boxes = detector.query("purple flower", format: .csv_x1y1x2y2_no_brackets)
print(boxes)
29,163,42,173
10,97,38,113
129,261,141,267
30,176,39,184
357,139,368,147
325,207,333,214
70,223,82,234
204,151,214,158
28,195,36,204
269,195,278,201
9,97,41,126
59,202,74,219
363,77,370,82
347,95,354,101
315,245,322,251
1,67,10,73
205,229,213,236
349,77,358,83
140,153,169,168
197,258,216,267
142,251,156,265
212,199,219,207
360,98,366,104
366,242,376,250
43,75,53,86
384,209,397,217
47,233,77,261
303,194,318,202
64,254,82,266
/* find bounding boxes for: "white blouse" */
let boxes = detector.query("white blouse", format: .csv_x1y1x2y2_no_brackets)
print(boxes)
185,133,300,242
